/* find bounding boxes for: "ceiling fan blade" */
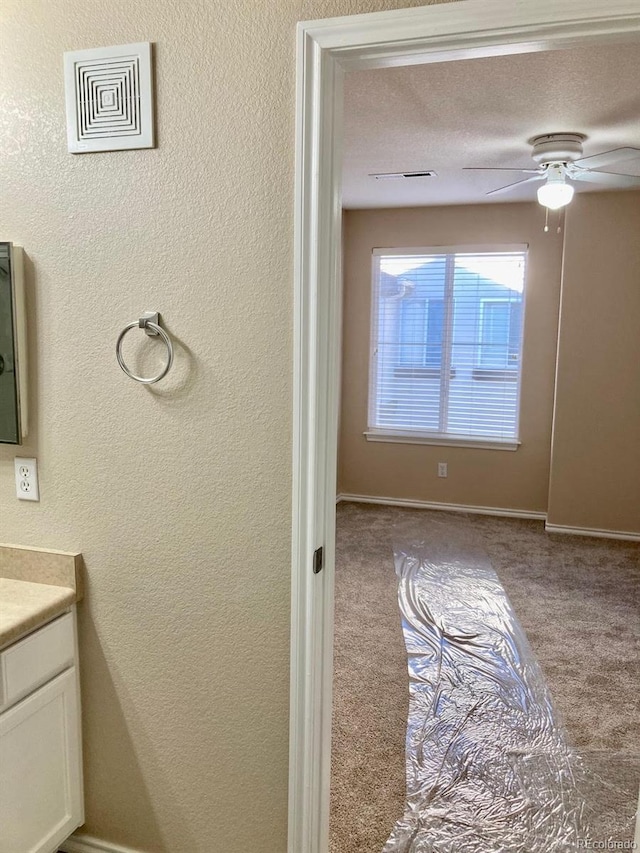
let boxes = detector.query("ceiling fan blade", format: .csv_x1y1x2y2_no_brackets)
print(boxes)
463,167,541,174
570,169,640,188
486,175,543,196
573,147,640,170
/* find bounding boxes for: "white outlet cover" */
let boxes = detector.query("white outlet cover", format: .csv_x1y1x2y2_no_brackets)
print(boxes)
14,457,40,502
64,42,154,153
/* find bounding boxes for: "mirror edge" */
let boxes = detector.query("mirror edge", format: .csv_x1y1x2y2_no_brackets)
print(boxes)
13,245,28,444
1,243,28,445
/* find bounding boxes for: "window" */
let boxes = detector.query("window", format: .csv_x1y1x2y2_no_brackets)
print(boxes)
478,300,522,370
398,298,444,367
368,246,527,449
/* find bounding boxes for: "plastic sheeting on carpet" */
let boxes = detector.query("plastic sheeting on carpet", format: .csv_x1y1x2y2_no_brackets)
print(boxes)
383,514,635,853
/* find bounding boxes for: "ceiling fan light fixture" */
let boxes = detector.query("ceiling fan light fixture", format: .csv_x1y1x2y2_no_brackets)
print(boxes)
537,181,574,210
537,168,574,210
466,135,640,204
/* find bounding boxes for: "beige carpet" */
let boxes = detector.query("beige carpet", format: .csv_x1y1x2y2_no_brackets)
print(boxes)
329,502,640,853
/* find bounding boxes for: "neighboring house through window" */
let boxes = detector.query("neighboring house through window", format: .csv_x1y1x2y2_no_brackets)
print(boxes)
479,299,523,370
368,246,527,448
399,297,444,368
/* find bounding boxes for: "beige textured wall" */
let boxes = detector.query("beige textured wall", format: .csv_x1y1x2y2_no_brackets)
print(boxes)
547,191,640,534
339,204,564,512
0,1,456,851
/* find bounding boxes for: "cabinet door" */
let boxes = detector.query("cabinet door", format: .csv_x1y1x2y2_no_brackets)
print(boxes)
0,667,83,853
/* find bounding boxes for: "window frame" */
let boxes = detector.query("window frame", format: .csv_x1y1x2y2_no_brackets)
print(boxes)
366,245,528,450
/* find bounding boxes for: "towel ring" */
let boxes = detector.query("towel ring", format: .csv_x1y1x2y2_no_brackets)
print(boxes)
116,312,174,384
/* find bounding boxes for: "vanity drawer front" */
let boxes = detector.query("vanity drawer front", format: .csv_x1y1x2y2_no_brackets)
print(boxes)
0,612,75,712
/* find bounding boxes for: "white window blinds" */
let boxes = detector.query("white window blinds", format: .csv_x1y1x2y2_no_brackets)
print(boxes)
368,247,527,446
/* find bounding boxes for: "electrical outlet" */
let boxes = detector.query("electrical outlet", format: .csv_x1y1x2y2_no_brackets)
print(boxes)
438,462,448,478
14,457,40,501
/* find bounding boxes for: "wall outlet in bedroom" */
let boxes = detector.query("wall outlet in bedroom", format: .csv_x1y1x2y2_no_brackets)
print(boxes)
437,462,448,478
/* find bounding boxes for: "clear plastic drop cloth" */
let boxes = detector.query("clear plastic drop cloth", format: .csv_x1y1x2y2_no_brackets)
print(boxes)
383,514,638,853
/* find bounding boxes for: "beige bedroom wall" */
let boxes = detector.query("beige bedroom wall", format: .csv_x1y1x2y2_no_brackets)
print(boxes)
0,1,457,851
339,204,564,512
547,191,640,535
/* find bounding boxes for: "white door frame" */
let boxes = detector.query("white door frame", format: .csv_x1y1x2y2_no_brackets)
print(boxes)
289,3,640,852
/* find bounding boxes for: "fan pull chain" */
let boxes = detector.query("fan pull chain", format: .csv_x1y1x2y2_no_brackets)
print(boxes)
557,209,565,234
543,207,566,235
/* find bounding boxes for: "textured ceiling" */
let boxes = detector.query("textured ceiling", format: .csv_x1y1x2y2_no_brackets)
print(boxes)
342,43,640,208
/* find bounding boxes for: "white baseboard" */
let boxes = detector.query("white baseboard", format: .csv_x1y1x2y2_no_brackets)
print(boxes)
545,523,640,542
59,833,145,853
337,495,640,540
336,493,546,521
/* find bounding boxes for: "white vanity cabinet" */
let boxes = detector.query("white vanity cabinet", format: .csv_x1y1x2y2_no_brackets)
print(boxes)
0,608,83,853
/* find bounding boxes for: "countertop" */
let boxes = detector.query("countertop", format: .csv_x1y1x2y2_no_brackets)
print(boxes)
0,543,83,650
0,578,77,649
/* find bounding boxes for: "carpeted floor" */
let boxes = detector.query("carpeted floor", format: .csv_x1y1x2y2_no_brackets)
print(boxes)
329,501,640,853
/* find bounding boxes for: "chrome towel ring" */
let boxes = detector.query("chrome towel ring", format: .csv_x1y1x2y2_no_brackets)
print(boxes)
116,311,174,384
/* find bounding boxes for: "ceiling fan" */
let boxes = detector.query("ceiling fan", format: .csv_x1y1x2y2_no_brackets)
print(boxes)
464,133,640,209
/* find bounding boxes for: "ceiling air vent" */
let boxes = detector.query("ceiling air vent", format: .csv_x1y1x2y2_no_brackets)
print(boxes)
370,170,438,180
64,43,154,153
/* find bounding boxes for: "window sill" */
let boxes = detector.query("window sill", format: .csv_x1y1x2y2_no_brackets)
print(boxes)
364,430,520,451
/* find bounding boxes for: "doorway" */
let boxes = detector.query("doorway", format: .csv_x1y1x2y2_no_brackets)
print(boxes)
289,5,640,853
